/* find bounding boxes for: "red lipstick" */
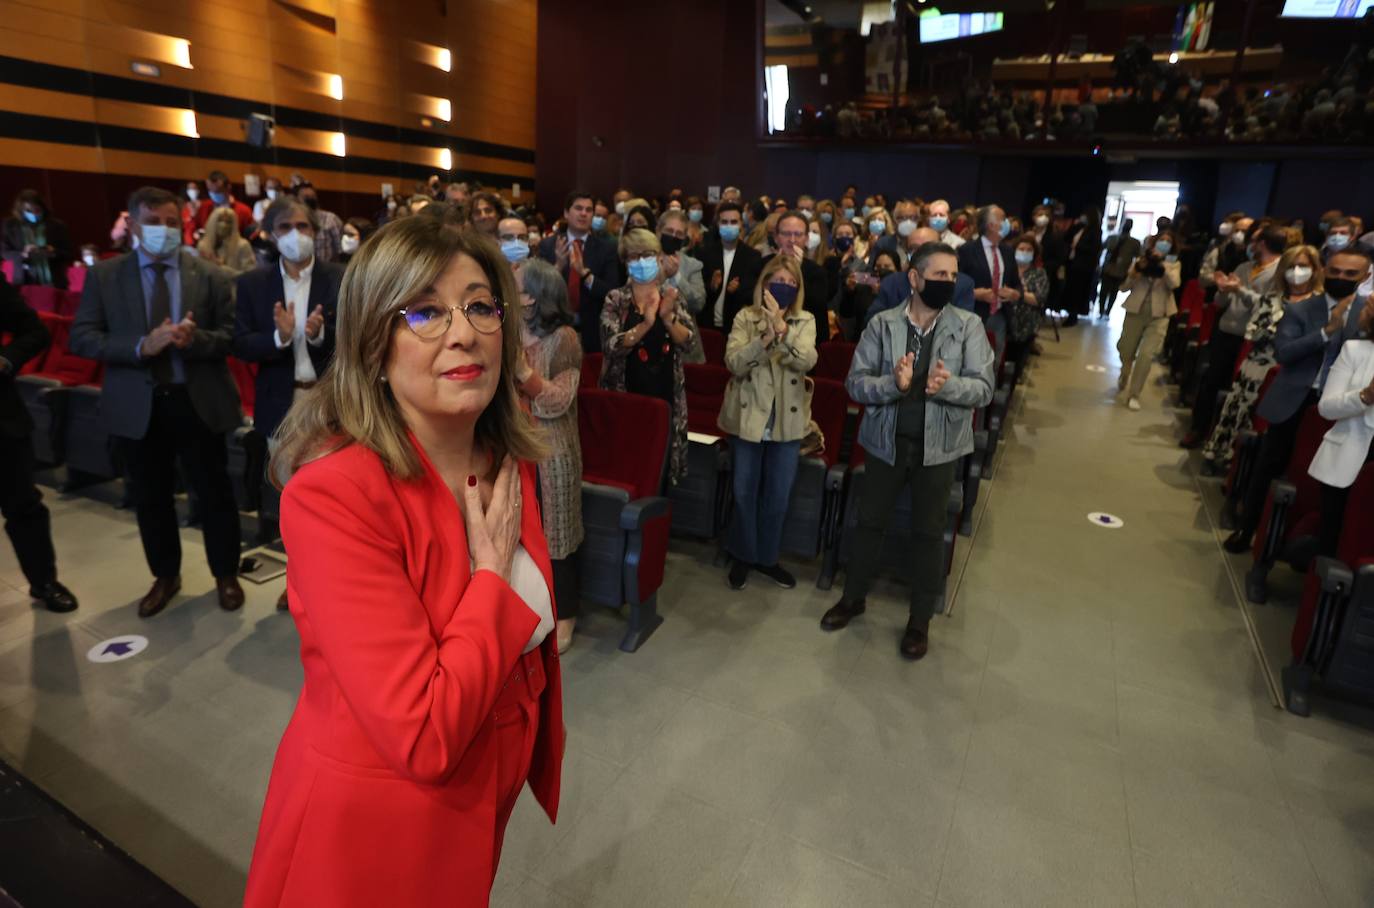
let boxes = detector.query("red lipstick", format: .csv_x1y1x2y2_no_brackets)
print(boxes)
441,365,484,381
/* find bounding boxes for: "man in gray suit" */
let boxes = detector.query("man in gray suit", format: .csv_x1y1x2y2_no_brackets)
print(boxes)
70,186,245,617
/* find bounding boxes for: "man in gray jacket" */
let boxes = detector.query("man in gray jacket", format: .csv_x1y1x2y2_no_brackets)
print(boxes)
821,242,995,659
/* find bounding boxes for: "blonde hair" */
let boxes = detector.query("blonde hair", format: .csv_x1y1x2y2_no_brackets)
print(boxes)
270,217,546,484
197,207,249,260
754,255,805,316
1278,244,1324,296
618,227,661,261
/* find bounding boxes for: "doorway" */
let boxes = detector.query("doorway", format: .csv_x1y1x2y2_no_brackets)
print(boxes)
1104,180,1180,244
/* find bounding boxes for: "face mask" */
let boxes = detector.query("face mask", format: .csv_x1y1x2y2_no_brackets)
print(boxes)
929,216,948,232
1285,265,1313,287
500,238,529,264
999,220,1012,238
627,255,659,283
387,200,398,211
820,211,833,225
897,219,917,238
799,208,813,221
614,201,627,216
186,188,200,201
139,224,178,257
688,209,703,224
276,229,315,264
1326,277,1359,299
340,234,360,255
874,268,893,279
919,277,955,310
1015,250,1034,266
302,196,319,211
660,235,684,256
1327,234,1351,251
591,215,606,232
767,281,799,310
1246,245,1258,262
843,207,856,220
868,219,886,236
1232,231,1246,245
22,210,39,224
266,188,279,201
209,190,228,206
834,235,854,253
82,253,96,266
861,205,872,217
1154,240,1172,255
1319,221,1330,234
1034,215,1049,227
719,224,740,243
1217,222,1233,237
806,231,821,252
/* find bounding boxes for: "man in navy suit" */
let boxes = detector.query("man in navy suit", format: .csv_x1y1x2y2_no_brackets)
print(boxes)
1223,245,1369,553
957,205,1023,355
860,228,975,334
538,190,620,354
233,196,342,609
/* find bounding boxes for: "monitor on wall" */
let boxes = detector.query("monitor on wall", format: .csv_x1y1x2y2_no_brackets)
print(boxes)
1279,0,1373,17
917,11,1005,44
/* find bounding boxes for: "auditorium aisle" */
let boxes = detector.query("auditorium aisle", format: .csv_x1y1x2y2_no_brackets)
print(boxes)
0,316,1371,907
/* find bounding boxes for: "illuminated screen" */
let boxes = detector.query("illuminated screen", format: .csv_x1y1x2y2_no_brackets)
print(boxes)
918,11,1005,43
1279,0,1374,17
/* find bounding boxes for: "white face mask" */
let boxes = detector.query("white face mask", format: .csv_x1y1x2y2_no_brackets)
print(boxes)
1034,215,1049,227
266,188,279,201
614,201,627,215
387,200,398,211
340,234,360,254
82,253,96,266
799,208,813,221
1217,222,1233,237
1285,265,1313,287
186,187,200,201
139,223,178,257
806,231,821,251
276,229,315,264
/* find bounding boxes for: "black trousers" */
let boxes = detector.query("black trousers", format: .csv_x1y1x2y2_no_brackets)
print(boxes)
120,386,240,579
1097,275,1123,314
0,432,57,590
842,438,957,625
552,555,579,620
1190,330,1245,435
1239,392,1317,537
1317,444,1374,557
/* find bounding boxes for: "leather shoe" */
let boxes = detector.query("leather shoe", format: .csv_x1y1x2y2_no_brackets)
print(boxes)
276,590,289,611
217,576,245,612
1222,530,1252,554
820,598,865,631
900,620,930,661
31,580,78,613
138,577,181,618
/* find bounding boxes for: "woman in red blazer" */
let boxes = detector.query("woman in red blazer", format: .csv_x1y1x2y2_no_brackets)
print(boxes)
244,217,564,907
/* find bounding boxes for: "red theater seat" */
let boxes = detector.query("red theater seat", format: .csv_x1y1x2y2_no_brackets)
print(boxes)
698,327,725,364
812,341,856,383
65,265,86,294
580,352,603,389
20,285,64,314
670,363,732,538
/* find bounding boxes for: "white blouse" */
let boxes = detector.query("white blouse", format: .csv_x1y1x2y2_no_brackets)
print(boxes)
510,544,554,653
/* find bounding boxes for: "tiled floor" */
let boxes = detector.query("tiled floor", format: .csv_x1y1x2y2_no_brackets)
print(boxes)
2,314,1373,907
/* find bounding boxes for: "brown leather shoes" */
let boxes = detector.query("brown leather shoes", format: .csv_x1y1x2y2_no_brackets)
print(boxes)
900,620,930,661
276,589,289,611
820,598,865,631
138,577,181,618
217,576,245,611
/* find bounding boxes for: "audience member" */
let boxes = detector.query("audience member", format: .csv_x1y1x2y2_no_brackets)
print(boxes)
1007,233,1048,380
339,216,375,263
1116,230,1181,411
497,216,531,267
719,254,818,592
599,229,698,485
1060,208,1102,327
958,205,1023,349
295,185,342,262
539,190,620,354
192,171,253,240
762,211,831,342
197,207,257,275
515,259,585,653
925,199,965,249
697,201,761,333
1097,219,1141,316
2,191,73,288
1310,295,1374,556
657,210,705,316
71,186,244,618
251,176,283,225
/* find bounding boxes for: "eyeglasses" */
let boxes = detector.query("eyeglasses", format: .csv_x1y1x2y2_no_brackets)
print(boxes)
398,296,505,338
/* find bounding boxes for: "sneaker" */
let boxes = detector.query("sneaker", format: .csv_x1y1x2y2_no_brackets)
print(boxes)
1127,397,1141,411
754,563,796,589
727,561,750,590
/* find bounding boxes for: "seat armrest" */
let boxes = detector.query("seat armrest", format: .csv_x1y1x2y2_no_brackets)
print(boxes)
1315,556,1354,595
621,495,671,531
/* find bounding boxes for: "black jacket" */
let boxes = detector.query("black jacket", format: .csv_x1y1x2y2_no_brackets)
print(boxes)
695,237,762,334
957,239,1024,322
2,215,74,290
232,261,344,439
538,231,620,354
0,273,50,437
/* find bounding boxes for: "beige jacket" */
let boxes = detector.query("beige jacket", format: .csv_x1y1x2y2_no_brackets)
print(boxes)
718,306,818,443
1121,258,1181,319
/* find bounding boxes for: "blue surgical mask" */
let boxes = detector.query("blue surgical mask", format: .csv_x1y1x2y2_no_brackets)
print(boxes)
1154,240,1172,255
501,239,530,264
627,255,660,283
820,211,832,225
139,224,178,257
929,216,948,232
209,191,228,206
22,210,40,224
999,220,1012,238
868,219,886,237
591,215,606,231
1326,233,1351,251
1014,250,1034,266
861,205,872,217
843,207,856,220
719,224,741,243
688,209,703,224
897,219,917,238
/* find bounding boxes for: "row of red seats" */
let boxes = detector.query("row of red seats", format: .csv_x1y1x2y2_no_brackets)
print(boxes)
1,264,90,296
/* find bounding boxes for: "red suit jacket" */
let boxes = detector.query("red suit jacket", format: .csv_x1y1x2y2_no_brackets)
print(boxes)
243,441,564,907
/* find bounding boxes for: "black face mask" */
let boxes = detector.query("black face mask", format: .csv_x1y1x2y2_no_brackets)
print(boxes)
918,278,955,310
302,196,319,210
834,236,854,253
767,281,799,311
660,235,684,256
1325,276,1360,300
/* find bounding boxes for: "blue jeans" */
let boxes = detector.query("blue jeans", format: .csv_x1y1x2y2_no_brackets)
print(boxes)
728,438,801,566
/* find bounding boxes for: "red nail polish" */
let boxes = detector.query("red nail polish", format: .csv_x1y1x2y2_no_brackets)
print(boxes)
467,474,477,487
